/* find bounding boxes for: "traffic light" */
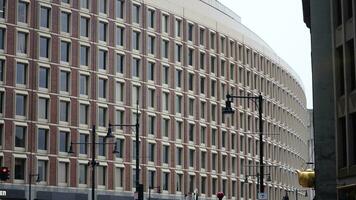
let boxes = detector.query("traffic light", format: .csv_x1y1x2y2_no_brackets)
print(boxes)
296,169,315,188
0,167,10,181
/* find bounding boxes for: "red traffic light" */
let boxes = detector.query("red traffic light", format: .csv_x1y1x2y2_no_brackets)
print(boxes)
217,192,224,199
1,167,8,173
0,167,10,181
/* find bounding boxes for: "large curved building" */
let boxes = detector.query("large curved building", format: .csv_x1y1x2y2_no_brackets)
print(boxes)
0,0,309,199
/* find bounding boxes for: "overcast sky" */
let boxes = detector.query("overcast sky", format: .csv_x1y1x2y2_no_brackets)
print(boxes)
218,0,313,108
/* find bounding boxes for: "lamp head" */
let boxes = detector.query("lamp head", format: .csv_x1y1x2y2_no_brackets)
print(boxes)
36,175,41,182
106,123,114,138
112,143,120,154
222,99,234,114
68,143,74,154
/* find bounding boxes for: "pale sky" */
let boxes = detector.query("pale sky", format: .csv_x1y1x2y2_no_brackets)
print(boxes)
218,0,313,108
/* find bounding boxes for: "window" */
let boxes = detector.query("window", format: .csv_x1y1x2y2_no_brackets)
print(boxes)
176,69,182,88
211,104,216,122
199,28,205,45
211,128,216,146
175,18,182,37
99,0,107,14
39,66,49,89
59,100,69,122
59,131,69,152
188,23,194,41
38,97,49,120
188,73,194,91
200,77,205,94
163,145,169,163
201,177,206,194
58,162,68,184
211,80,216,97
162,14,169,33
62,0,70,4
115,167,124,187
0,28,4,50
116,53,125,74
210,32,216,50
220,36,225,54
79,74,88,95
176,147,182,165
116,26,124,47
132,85,140,103
79,164,87,184
189,175,195,193
98,21,107,42
148,115,155,135
17,31,28,54
189,149,194,167
0,0,5,19
147,9,155,28
162,92,169,111
189,123,194,142
200,52,205,70
188,98,194,116
18,1,28,23
132,57,140,77
175,44,182,63
98,107,107,127
116,81,124,102
14,158,26,180
200,102,206,119
201,126,206,144
37,160,47,182
115,138,124,158
60,70,70,92
60,41,70,62
162,39,169,59
221,60,226,77
132,31,140,51
39,36,50,59
80,0,89,9
188,48,194,66
201,151,206,169
98,49,107,70
176,121,182,140
211,56,216,74
79,104,88,125
147,88,155,108
176,174,182,191
80,16,89,37
175,95,182,113
60,11,70,33
15,125,26,148
40,6,51,28
132,4,140,24
16,94,26,116
98,136,106,156
162,172,169,191
148,35,155,55
16,62,27,85
148,170,155,188
0,92,3,115
162,65,169,85
212,153,217,170
147,62,155,81
80,45,89,66
116,0,124,19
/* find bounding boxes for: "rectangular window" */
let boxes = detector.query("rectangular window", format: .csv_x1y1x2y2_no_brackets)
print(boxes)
99,0,107,14
0,92,3,115
79,74,88,95
162,39,169,59
148,170,155,188
59,131,69,152
116,53,124,73
60,41,70,62
175,95,182,113
18,0,28,23
210,32,215,50
176,121,182,140
40,6,51,28
148,115,155,135
188,23,194,41
162,172,169,191
38,97,49,120
211,56,216,74
98,107,107,127
16,62,27,85
163,145,169,163
162,92,169,111
188,98,194,116
188,73,194,91
200,102,205,119
98,21,107,42
80,45,89,66
59,100,69,122
39,66,49,89
176,174,182,191
147,62,155,81
14,158,26,180
116,26,124,46
132,4,140,24
200,52,205,70
98,78,107,99
17,31,27,54
79,104,88,125
0,0,6,19
16,94,26,116
80,16,89,37
115,138,124,158
148,88,155,108
15,125,26,148
201,151,206,169
221,60,226,77
60,70,70,92
81,0,89,9
58,162,68,183
148,9,155,28
200,76,205,94
39,36,50,59
199,28,205,45
175,44,182,63
176,147,182,165
98,136,106,156
176,69,182,88
116,81,124,102
115,110,124,128
132,57,140,77
162,65,169,85
188,48,194,66
189,123,194,141
132,85,140,103
0,28,4,50
116,0,124,19
60,11,70,33
148,35,155,55
98,49,107,70
211,80,216,97
79,164,88,184
37,160,47,182
211,129,216,146
201,126,206,144
132,31,140,51
162,14,169,33
175,18,182,37
189,149,194,167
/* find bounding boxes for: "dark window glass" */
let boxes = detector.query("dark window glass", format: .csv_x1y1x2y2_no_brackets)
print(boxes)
59,101,69,122
37,160,47,181
59,131,69,152
98,107,106,127
79,133,88,154
132,4,140,23
0,0,6,19
116,54,124,73
115,138,124,158
15,126,26,148
39,67,49,89
79,75,88,95
38,97,48,119
98,50,107,70
148,9,155,28
116,26,124,46
79,104,88,124
15,158,25,180
61,12,70,33
79,164,87,184
18,1,28,23
40,36,50,58
40,6,50,28
81,0,89,9
132,31,140,50
16,62,27,85
0,28,4,50
132,58,140,77
99,0,107,14
80,17,89,37
17,32,27,54
60,71,69,92
80,45,89,66
60,41,70,62
37,128,48,150
16,94,26,116
98,78,106,98
0,92,3,114
98,136,106,156
99,22,107,42
116,0,124,18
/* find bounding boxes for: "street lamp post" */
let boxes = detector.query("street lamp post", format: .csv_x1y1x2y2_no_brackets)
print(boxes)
107,101,142,200
223,93,264,193
28,173,40,200
68,125,119,200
